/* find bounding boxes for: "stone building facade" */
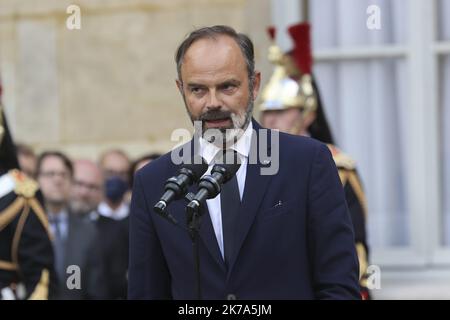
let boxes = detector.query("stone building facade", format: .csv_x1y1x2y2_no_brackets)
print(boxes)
0,0,271,160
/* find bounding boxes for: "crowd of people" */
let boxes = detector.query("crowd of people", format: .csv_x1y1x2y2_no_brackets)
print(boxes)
2,22,370,300
17,145,160,299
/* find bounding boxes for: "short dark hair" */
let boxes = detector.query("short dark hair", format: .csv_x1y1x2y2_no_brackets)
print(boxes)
98,149,130,168
175,25,255,83
129,153,161,186
37,151,73,178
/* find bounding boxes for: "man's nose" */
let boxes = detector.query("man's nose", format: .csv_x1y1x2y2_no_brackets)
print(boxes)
53,175,65,184
206,89,221,109
79,187,90,197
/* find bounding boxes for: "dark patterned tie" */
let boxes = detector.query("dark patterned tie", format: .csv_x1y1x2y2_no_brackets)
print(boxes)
220,174,241,267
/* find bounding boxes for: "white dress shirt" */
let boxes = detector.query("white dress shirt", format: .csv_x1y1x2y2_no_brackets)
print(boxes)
198,122,253,259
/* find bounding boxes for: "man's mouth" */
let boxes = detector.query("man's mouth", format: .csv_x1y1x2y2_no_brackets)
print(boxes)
204,118,232,128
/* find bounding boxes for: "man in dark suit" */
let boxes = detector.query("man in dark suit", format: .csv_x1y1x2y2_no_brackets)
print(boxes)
36,151,107,299
128,25,360,300
70,159,128,299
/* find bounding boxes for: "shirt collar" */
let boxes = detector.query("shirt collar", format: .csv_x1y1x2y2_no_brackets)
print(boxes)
48,209,68,223
0,173,15,198
98,201,129,220
198,121,253,165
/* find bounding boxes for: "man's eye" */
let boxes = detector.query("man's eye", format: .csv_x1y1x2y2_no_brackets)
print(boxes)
222,84,236,92
191,87,204,94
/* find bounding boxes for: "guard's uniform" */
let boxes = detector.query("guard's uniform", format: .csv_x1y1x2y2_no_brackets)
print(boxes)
259,22,371,299
0,87,55,299
328,145,370,299
0,169,55,299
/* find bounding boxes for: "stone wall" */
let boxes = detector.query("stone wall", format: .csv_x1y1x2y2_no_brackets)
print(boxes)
0,0,272,161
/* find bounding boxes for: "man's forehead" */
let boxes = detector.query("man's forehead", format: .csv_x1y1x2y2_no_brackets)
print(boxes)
103,153,129,165
75,161,100,173
42,155,65,167
182,35,245,71
187,34,238,51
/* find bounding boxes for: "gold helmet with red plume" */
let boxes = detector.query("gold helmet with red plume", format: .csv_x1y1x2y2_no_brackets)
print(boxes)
259,23,317,114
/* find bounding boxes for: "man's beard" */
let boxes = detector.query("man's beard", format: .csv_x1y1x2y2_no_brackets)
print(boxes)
69,199,96,215
185,95,254,148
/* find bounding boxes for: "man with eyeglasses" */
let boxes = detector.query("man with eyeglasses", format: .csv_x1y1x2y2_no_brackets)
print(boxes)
70,158,129,299
70,159,103,218
36,152,107,299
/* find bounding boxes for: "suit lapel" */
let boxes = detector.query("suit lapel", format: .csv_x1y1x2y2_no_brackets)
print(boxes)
170,122,274,275
227,121,273,276
197,202,227,272
168,175,226,272
185,137,227,271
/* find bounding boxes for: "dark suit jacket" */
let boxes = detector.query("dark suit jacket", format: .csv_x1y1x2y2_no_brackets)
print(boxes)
128,120,360,300
95,215,129,299
55,213,107,300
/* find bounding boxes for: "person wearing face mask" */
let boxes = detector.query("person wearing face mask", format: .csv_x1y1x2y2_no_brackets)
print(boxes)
94,150,130,299
98,149,131,221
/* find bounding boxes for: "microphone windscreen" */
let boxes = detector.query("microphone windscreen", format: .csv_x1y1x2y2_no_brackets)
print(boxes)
180,155,208,181
213,150,241,182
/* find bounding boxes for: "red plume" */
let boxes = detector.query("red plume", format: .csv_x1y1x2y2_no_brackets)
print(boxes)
288,23,312,74
267,26,276,40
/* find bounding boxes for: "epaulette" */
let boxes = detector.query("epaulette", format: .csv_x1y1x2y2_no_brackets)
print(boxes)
9,169,39,198
327,146,368,219
327,144,356,170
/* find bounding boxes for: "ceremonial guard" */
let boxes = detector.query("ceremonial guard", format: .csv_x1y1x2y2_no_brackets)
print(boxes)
259,22,371,299
0,82,55,299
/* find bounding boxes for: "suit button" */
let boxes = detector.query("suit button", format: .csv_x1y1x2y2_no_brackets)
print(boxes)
227,294,237,300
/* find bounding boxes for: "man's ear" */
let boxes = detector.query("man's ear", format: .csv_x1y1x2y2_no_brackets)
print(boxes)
176,79,183,95
252,71,261,100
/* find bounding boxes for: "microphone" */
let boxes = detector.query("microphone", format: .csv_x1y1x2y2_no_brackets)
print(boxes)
154,156,208,218
187,150,241,213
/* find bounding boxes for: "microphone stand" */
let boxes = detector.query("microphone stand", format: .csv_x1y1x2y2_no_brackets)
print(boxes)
156,192,205,300
185,192,204,300
157,155,240,300
182,162,238,300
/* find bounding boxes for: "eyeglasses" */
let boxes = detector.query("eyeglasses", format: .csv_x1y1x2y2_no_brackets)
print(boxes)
39,171,71,180
73,180,101,192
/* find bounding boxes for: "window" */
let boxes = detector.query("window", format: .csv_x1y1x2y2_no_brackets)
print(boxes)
438,0,450,251
271,0,450,266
